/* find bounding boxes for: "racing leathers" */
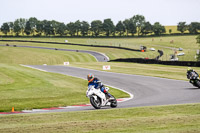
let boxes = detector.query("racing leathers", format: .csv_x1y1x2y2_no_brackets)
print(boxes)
187,70,199,83
88,77,111,99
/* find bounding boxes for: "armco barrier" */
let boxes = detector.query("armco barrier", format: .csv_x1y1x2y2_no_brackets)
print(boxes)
110,58,200,67
0,40,140,52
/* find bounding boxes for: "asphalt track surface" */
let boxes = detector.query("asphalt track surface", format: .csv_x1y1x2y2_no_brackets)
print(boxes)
22,65,200,113
0,44,109,62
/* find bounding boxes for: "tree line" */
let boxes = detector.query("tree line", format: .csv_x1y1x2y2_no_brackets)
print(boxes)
1,15,200,37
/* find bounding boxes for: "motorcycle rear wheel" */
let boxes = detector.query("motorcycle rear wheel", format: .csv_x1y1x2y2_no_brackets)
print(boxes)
110,95,117,108
196,80,200,88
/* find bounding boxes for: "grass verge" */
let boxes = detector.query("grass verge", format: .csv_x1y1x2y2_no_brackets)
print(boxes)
0,103,200,133
71,62,200,81
0,64,129,112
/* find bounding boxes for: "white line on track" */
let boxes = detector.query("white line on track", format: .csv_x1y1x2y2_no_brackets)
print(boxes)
20,64,47,72
20,64,134,102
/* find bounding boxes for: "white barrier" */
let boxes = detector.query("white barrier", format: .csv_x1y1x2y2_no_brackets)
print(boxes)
64,62,69,65
103,65,110,70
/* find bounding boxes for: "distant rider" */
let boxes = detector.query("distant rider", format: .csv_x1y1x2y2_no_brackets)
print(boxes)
87,74,112,100
187,67,199,82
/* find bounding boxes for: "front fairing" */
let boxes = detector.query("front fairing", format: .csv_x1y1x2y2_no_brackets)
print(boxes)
86,85,107,106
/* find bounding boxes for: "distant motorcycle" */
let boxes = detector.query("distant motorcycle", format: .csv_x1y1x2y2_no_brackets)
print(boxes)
188,72,200,88
86,85,117,109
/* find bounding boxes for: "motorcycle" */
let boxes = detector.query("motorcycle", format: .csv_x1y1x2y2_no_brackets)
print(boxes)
86,85,117,109
188,72,200,88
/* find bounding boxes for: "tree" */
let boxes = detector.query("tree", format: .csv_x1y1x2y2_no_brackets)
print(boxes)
153,22,166,36
80,21,90,36
188,22,200,34
91,20,102,37
56,22,66,36
123,19,130,36
29,17,38,35
13,19,21,36
102,18,115,36
116,21,125,36
141,21,153,35
1,23,10,35
177,22,187,34
128,20,137,36
18,18,27,36
24,21,31,35
43,20,54,36
131,15,146,36
66,22,76,36
74,20,81,36
123,19,137,36
36,21,44,36
8,22,14,35
51,20,60,35
169,29,172,34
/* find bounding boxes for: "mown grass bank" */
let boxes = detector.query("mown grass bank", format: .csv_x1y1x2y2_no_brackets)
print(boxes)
0,41,159,60
71,62,200,81
1,35,199,61
1,43,199,81
0,103,200,133
0,46,96,64
0,64,129,112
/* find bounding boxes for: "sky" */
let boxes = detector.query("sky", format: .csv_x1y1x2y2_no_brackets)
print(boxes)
0,0,200,26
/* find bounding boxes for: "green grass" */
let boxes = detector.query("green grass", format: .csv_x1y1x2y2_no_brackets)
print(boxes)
0,36,200,132
0,103,200,133
0,46,96,65
1,35,199,61
0,41,160,61
0,64,129,112
70,62,200,81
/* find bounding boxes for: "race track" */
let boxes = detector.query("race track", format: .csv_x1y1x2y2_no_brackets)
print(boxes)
22,65,200,113
0,44,109,62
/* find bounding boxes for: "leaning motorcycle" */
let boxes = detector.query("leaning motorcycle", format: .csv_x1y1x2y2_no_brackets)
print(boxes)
86,85,117,109
188,73,200,88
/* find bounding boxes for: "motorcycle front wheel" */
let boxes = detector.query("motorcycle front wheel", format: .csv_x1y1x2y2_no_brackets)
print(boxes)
90,96,101,109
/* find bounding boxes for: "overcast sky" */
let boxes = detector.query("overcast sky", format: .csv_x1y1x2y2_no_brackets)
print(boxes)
1,0,200,26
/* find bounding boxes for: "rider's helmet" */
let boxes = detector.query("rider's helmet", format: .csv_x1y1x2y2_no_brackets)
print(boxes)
187,67,193,72
87,74,94,83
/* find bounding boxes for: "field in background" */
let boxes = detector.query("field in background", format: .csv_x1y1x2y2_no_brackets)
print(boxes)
0,41,159,61
1,35,199,61
0,46,96,65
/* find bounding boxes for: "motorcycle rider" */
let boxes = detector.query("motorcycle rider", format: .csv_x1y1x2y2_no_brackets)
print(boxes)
187,67,199,82
87,74,112,100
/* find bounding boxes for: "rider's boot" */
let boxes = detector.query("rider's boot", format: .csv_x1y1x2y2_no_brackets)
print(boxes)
105,92,114,100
